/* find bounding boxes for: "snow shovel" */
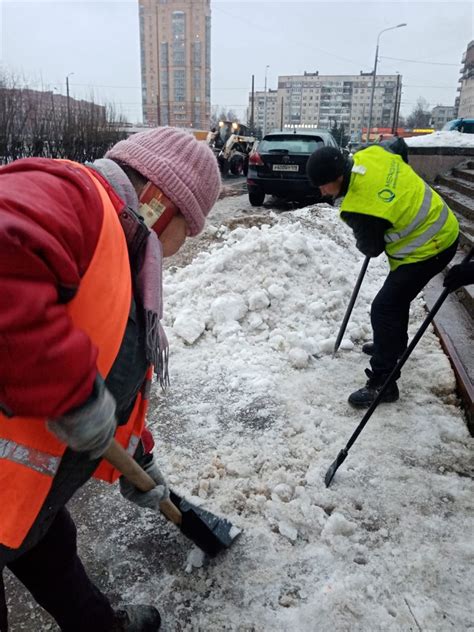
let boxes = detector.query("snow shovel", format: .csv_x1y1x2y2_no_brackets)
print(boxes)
325,245,474,487
333,256,370,356
104,439,241,557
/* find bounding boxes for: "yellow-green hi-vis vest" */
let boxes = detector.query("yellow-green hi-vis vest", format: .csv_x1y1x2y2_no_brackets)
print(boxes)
340,146,459,270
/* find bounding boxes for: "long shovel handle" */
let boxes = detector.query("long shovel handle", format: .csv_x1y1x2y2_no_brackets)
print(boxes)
103,439,182,525
333,256,370,355
326,245,474,486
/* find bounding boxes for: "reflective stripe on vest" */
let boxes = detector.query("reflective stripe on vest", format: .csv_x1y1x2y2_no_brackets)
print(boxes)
384,183,433,244
0,161,136,549
0,438,61,476
388,202,450,260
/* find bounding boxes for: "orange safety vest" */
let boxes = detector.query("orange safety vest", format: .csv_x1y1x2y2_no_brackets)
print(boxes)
0,161,151,549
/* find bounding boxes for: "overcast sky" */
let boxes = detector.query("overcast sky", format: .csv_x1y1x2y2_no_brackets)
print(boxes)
0,0,472,125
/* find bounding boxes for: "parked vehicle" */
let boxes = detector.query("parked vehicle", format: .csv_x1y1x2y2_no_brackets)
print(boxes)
246,130,340,206
442,118,474,133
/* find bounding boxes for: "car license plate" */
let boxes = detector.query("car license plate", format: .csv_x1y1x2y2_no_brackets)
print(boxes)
272,164,299,172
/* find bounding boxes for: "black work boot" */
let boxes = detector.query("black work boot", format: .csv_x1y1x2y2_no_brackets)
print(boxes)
362,341,406,358
348,369,399,408
111,605,161,631
362,341,375,356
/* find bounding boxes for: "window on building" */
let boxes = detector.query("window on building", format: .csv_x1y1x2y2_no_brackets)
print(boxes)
205,16,211,69
193,68,201,93
193,41,201,67
174,69,186,102
160,42,169,66
172,11,186,66
161,67,169,100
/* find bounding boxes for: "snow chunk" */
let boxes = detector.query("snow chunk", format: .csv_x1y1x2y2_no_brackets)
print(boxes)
247,312,264,330
248,289,270,311
267,284,285,299
318,338,336,354
173,311,205,344
269,334,285,350
272,483,293,502
339,338,355,351
210,294,247,323
322,512,357,538
278,521,298,541
308,300,325,317
284,233,309,254
288,347,310,368
185,547,206,573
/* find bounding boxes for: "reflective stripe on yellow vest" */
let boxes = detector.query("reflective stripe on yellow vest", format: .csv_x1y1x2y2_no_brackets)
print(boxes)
340,146,459,270
0,161,146,549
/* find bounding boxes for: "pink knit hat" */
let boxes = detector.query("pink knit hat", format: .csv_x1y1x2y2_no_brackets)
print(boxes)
106,127,221,236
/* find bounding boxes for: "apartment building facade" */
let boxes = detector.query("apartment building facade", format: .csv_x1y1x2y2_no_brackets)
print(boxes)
138,0,211,129
456,40,474,117
251,89,279,134
431,105,455,130
249,71,402,140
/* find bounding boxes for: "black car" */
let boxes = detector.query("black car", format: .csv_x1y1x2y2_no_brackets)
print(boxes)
246,130,340,206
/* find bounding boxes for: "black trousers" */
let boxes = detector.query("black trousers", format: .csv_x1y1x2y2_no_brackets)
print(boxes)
370,240,458,378
1,508,116,632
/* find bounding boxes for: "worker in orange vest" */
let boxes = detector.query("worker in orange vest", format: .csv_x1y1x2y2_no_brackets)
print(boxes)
0,127,221,632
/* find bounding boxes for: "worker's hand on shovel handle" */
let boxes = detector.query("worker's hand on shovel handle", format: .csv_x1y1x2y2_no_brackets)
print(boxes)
47,376,117,459
119,453,170,511
105,439,239,556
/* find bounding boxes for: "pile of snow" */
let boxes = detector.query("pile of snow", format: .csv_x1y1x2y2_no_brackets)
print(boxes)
405,130,474,148
98,200,472,631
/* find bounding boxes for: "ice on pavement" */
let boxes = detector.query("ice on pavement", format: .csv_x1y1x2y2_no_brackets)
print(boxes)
111,199,473,630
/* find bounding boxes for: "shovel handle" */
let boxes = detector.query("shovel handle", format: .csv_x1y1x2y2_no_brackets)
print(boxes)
334,255,370,355
103,439,182,525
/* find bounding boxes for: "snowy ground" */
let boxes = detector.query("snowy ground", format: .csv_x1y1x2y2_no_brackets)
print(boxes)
6,195,474,631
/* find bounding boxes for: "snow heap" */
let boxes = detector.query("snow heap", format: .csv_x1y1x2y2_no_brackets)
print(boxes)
116,202,472,630
405,130,474,148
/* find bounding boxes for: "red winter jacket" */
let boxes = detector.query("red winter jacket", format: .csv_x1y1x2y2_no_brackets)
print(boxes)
0,158,109,418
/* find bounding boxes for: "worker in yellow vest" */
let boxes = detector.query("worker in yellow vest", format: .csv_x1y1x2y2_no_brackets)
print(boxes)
0,128,220,631
307,144,459,407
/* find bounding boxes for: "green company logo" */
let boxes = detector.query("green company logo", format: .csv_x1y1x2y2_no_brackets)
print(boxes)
378,188,395,203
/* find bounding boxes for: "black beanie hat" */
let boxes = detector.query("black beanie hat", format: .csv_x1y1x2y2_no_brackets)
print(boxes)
306,146,346,187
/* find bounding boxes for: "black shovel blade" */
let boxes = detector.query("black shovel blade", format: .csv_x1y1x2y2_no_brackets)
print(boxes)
325,448,348,488
169,490,241,557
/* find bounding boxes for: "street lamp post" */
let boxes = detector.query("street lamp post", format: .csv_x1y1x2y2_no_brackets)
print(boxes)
66,72,74,127
366,23,406,142
263,64,269,137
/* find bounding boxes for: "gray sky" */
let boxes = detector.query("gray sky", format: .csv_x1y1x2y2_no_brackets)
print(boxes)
1,0,472,124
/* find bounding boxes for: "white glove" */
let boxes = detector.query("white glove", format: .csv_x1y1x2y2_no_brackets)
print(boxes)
47,376,116,459
119,454,170,510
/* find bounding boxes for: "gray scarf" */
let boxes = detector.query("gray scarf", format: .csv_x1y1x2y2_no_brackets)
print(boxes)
90,159,169,387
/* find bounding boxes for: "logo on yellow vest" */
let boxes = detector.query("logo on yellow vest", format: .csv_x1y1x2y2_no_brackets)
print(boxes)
378,188,395,203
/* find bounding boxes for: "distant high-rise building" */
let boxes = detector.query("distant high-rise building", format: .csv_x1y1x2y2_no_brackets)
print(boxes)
456,40,474,118
138,0,211,129
248,71,402,140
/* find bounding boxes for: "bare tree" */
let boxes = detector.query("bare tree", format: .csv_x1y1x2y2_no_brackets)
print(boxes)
406,97,431,129
0,70,128,164
209,106,239,129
